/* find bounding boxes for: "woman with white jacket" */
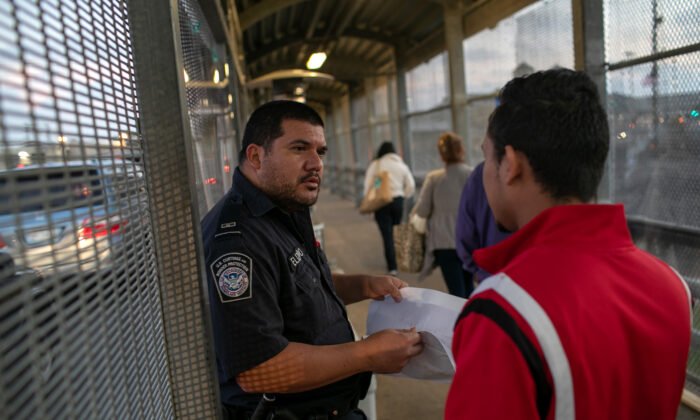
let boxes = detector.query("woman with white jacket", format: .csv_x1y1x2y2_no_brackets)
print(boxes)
363,142,415,275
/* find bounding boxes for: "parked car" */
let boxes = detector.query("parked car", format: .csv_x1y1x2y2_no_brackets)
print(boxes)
0,162,144,274
0,250,58,386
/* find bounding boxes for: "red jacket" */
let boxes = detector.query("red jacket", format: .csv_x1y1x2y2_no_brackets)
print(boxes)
446,204,691,420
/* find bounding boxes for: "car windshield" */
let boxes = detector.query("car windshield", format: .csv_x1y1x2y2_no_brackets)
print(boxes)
0,167,104,215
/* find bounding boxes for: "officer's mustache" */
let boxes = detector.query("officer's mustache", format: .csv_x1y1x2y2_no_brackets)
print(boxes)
300,172,321,185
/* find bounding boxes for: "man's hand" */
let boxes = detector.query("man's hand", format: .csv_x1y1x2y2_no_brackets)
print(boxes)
333,273,407,305
361,327,423,374
364,274,408,302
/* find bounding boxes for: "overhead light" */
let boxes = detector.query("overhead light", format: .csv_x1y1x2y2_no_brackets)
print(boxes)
228,94,233,104
213,69,220,84
306,52,327,70
224,63,229,77
294,86,304,96
183,69,189,83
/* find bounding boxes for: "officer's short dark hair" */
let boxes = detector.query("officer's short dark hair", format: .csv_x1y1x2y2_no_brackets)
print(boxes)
487,68,609,202
239,100,324,163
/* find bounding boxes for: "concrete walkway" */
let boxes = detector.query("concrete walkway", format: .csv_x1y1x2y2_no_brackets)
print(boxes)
311,191,700,420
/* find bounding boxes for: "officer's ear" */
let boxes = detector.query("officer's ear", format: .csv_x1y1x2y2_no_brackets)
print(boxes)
246,144,264,170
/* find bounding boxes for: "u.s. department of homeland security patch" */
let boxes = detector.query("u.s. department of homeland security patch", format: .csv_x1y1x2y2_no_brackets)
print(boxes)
210,252,253,303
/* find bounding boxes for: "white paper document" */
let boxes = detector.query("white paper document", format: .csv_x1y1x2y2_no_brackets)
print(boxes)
366,287,467,382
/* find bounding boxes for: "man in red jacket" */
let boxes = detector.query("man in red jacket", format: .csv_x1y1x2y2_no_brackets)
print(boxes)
446,68,692,420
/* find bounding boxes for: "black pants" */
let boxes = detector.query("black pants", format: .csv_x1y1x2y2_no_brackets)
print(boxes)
374,197,404,271
222,402,366,420
434,249,474,298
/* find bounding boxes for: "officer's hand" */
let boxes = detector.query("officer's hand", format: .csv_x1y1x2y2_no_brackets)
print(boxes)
364,275,408,302
362,327,423,374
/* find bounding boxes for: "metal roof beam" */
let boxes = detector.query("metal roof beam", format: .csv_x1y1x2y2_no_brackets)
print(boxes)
305,0,326,39
334,0,367,37
239,0,309,30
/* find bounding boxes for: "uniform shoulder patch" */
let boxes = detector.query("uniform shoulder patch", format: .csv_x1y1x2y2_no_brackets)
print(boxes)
211,252,253,303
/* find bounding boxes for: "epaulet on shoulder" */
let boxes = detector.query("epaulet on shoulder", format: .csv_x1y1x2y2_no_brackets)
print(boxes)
214,193,243,239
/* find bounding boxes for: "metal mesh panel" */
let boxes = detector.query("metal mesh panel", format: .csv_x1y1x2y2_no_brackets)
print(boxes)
607,53,700,228
407,108,452,178
351,91,372,169
178,0,237,217
334,95,354,168
351,92,368,127
372,122,391,152
462,0,574,167
405,52,449,113
372,76,390,120
464,98,497,166
605,0,700,63
463,0,574,96
353,126,371,169
604,0,700,397
0,0,170,418
324,113,340,193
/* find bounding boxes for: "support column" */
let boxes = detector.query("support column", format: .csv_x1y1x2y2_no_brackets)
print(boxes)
364,76,376,154
572,0,611,201
127,0,221,418
573,0,606,103
395,63,413,170
444,1,469,144
387,73,401,151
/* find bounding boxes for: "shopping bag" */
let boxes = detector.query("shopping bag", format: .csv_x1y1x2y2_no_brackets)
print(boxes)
393,223,425,273
359,170,393,214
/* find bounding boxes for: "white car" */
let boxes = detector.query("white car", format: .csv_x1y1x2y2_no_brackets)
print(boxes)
0,162,145,274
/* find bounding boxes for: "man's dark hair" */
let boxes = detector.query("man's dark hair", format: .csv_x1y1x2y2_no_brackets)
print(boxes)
487,68,609,202
239,100,324,162
375,141,396,159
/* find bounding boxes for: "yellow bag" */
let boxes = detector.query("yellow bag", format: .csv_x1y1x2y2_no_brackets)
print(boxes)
359,169,393,214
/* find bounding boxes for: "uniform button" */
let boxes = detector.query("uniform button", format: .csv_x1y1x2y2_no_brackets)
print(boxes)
313,278,317,283
332,409,339,416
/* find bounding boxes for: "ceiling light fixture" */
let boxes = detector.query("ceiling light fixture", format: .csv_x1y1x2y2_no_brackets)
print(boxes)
306,52,327,70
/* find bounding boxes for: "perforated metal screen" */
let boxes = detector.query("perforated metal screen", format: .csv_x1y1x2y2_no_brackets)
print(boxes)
604,0,700,396
0,0,171,418
462,0,574,166
178,0,238,216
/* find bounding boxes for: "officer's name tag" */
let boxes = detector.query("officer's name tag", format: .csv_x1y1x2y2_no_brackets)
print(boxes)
288,247,304,272
211,252,252,303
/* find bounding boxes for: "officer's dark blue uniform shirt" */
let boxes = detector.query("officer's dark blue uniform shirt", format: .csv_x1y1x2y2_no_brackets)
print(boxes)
202,168,363,409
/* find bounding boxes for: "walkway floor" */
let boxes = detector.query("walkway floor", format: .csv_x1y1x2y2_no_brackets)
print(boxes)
311,191,700,420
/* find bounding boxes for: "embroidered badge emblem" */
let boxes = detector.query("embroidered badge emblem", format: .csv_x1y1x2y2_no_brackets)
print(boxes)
211,253,253,303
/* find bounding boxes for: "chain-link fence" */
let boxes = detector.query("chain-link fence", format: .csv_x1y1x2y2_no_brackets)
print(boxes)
462,0,574,166
604,0,700,397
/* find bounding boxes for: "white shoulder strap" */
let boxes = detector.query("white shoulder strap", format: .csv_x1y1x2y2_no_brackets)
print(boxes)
473,273,575,420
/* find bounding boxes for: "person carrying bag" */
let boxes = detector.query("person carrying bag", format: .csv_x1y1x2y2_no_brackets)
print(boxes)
361,141,415,275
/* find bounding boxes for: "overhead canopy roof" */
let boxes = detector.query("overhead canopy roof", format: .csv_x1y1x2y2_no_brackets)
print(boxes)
203,0,537,105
